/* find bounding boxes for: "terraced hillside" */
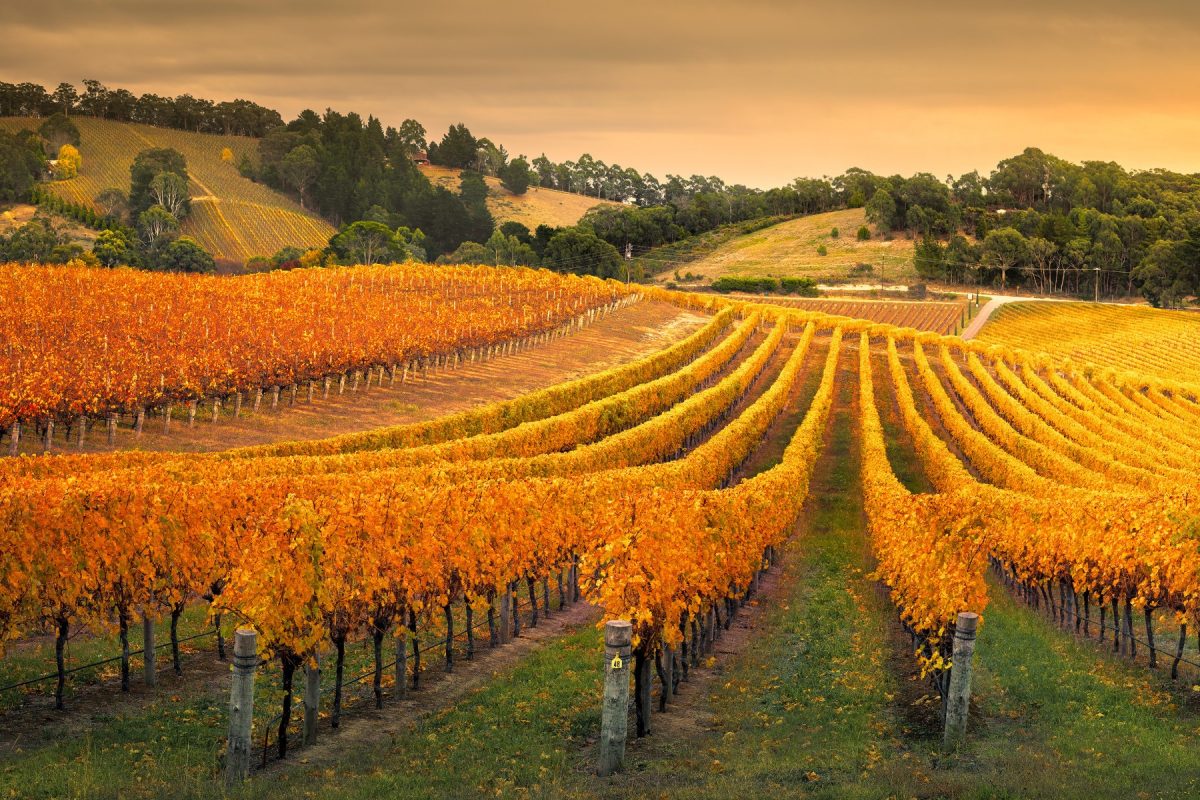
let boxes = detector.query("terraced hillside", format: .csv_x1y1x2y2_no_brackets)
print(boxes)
976,301,1200,384
419,164,618,229
0,116,335,262
662,207,918,285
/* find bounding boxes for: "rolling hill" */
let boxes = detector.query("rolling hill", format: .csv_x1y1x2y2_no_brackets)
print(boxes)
418,164,617,229
657,207,918,285
0,116,339,264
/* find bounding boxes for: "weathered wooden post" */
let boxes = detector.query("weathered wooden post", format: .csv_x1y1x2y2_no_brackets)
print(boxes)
598,620,632,777
943,611,978,750
143,615,156,687
303,655,320,746
225,628,257,787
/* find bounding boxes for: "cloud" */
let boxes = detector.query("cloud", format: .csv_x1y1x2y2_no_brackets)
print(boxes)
4,0,1200,185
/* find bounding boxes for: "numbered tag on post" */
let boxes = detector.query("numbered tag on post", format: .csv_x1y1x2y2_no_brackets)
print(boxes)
610,655,623,670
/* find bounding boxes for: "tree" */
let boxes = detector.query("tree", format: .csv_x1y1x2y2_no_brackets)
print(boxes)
94,188,130,221
149,171,190,218
39,114,80,152
913,237,945,280
428,124,478,169
0,131,44,201
54,144,82,180
329,220,396,265
130,148,188,216
542,229,623,279
91,229,139,267
395,119,427,156
981,227,1029,289
865,189,897,234
499,156,531,195
138,205,180,250
1023,237,1060,294
159,236,215,273
51,83,78,116
0,218,66,262
280,145,320,209
856,225,871,241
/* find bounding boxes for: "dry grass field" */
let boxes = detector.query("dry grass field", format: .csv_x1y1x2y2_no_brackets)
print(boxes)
664,207,918,284
418,164,618,229
0,116,335,262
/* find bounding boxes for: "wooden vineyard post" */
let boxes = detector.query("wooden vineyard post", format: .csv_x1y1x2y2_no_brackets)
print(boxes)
7,420,19,456
143,615,156,687
303,655,320,746
395,624,407,699
943,611,979,750
598,620,632,777
225,629,257,787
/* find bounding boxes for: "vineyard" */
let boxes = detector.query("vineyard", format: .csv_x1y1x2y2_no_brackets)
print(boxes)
976,300,1200,385
0,116,334,261
3,265,1200,797
729,295,970,335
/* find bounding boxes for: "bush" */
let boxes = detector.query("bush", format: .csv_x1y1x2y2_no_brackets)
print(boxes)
710,275,818,296
856,225,871,241
711,275,779,294
849,263,874,277
816,244,828,256
780,276,819,296
830,227,839,238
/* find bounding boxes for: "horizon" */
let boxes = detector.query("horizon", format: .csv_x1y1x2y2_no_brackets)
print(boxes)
4,1,1200,189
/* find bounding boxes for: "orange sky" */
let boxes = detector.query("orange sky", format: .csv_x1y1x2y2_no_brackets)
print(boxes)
4,0,1200,188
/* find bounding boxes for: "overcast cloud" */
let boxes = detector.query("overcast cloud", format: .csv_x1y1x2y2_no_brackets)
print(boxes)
4,0,1200,186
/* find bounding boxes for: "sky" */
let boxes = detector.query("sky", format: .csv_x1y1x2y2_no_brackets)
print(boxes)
4,0,1200,188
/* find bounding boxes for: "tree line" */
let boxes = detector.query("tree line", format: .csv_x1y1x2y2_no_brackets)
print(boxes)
3,80,1199,304
0,79,282,136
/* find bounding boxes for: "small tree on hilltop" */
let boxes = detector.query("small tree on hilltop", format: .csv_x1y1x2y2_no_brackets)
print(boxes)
500,156,531,195
856,225,871,241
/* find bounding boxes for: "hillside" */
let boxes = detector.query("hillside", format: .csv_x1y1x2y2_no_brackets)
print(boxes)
419,164,617,229
0,116,335,263
976,300,1200,384
659,207,917,285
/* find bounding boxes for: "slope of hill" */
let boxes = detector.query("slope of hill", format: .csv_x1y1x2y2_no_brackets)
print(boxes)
658,208,917,285
0,116,335,263
976,300,1200,383
419,164,617,229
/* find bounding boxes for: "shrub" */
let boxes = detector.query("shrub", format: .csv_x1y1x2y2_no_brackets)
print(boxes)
830,227,839,238
780,277,819,296
856,225,871,241
849,263,875,277
816,244,828,256
711,275,779,294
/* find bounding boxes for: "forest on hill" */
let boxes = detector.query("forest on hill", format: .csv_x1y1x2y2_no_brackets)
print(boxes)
0,80,1198,306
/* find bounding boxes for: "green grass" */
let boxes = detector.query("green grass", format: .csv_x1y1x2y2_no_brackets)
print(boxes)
0,605,222,711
